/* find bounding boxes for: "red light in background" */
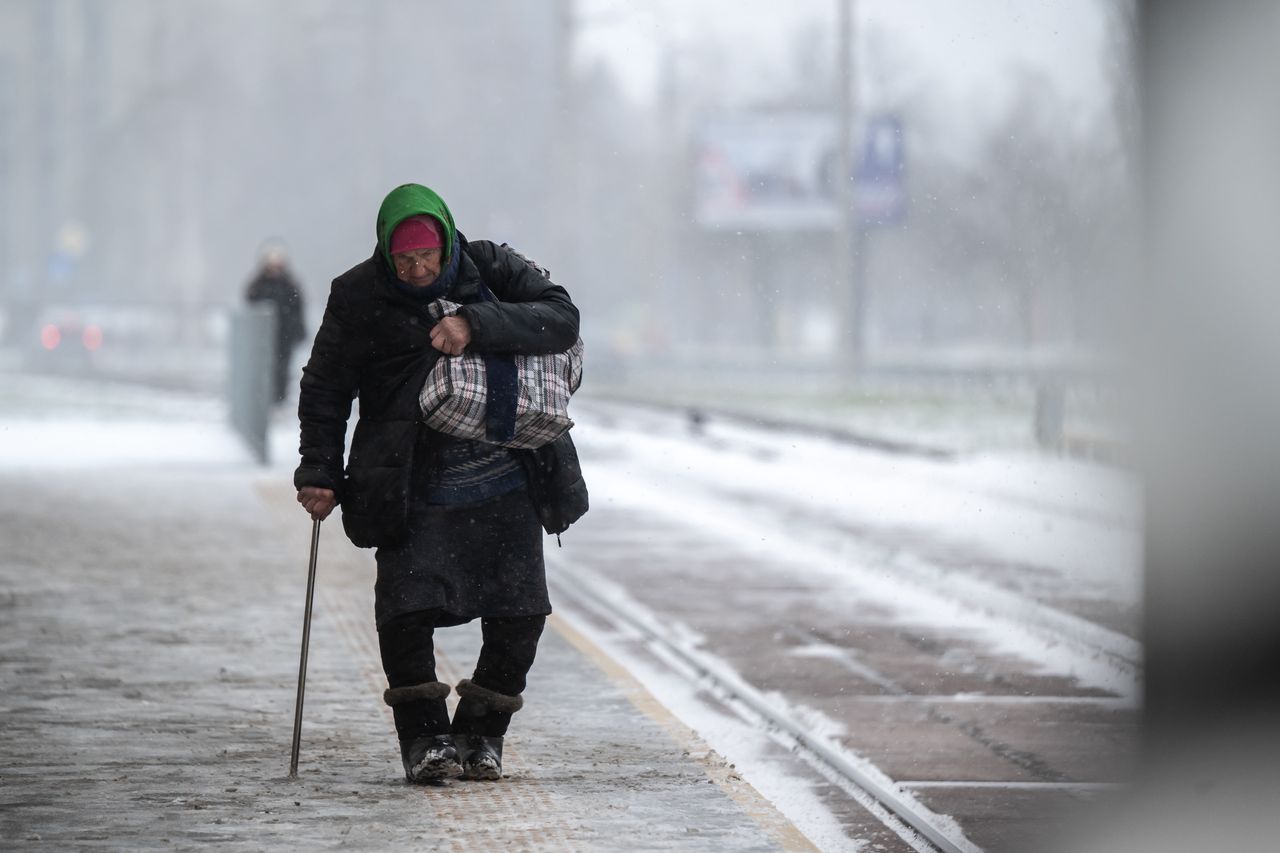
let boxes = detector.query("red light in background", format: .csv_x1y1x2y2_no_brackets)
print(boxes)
40,324,61,350
82,325,103,351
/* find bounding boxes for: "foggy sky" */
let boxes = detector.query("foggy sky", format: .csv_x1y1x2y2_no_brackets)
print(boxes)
579,0,1111,151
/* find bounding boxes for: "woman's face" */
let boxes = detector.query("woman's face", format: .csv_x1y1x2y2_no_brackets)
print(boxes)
392,248,443,287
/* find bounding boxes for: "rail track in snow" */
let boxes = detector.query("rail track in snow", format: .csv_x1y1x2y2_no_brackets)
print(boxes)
548,400,1141,851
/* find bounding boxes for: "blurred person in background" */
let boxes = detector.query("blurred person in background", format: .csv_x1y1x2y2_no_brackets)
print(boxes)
244,243,306,404
294,183,584,784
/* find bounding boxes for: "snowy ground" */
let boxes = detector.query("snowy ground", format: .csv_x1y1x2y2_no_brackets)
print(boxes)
0,370,1142,850
553,396,1142,850
0,372,821,851
573,398,1142,647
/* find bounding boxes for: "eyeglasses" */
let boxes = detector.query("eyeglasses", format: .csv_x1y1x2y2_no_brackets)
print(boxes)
393,249,441,273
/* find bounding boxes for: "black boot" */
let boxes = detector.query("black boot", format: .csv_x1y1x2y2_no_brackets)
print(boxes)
400,734,462,783
453,679,523,781
384,681,458,783
456,734,504,780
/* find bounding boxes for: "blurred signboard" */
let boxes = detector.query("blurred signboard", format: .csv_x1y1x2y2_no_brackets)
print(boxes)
855,114,907,227
46,221,91,287
694,111,905,231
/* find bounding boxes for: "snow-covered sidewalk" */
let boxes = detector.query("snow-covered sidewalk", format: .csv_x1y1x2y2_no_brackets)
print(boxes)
0,414,810,851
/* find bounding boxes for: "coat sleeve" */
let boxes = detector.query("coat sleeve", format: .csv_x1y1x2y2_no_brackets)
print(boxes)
455,241,580,355
294,281,363,496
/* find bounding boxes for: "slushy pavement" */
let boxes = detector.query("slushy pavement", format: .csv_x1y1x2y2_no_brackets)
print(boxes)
0,437,813,851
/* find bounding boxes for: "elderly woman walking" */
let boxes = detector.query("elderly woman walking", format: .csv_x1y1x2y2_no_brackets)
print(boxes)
294,183,586,782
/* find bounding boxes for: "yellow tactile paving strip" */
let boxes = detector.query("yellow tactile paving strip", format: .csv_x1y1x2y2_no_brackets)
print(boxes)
257,480,816,852
549,612,820,853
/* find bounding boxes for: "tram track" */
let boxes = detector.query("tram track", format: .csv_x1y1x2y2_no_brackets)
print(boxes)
548,551,982,853
551,402,1141,849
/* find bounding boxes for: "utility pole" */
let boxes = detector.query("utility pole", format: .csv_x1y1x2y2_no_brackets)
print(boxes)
833,0,860,386
551,0,576,278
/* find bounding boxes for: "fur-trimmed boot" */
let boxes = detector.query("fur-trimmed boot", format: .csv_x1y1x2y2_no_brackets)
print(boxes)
456,734,504,781
452,679,524,780
384,681,459,782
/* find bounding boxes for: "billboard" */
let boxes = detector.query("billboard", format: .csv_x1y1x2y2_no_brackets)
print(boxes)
693,111,905,231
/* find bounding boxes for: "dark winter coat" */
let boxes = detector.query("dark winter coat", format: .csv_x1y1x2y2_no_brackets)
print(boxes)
245,269,306,356
294,236,587,548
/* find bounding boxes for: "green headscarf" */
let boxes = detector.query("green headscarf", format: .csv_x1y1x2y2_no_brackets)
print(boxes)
375,183,458,268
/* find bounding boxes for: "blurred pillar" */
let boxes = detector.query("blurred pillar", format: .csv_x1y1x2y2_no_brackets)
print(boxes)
833,0,860,385
1139,0,1280,773
228,304,276,465
550,0,576,282
0,56,11,335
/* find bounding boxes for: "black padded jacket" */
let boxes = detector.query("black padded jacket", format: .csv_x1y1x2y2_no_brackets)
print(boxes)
293,236,587,548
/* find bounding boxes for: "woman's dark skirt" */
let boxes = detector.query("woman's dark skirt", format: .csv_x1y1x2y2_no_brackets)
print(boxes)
373,486,550,628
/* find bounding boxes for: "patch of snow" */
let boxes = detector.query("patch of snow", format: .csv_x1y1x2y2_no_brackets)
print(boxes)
0,419,250,469
583,461,1137,698
574,406,1141,610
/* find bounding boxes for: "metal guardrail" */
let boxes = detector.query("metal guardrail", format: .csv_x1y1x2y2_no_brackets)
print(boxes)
227,304,276,464
596,349,1119,457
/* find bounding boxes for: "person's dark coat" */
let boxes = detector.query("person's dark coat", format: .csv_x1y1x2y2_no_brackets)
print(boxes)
294,235,587,548
245,266,306,401
246,268,305,353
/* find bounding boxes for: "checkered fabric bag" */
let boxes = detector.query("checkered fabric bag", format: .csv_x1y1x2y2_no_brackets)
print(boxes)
419,299,583,449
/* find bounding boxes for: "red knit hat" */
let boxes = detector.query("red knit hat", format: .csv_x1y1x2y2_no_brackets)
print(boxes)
389,215,444,254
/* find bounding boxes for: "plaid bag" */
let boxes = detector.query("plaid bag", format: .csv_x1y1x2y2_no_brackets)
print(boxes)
419,299,583,449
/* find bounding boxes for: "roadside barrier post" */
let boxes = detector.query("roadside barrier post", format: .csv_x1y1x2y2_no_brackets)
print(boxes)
228,304,276,464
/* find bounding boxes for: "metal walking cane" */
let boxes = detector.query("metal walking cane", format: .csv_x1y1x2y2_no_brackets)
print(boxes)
288,518,322,778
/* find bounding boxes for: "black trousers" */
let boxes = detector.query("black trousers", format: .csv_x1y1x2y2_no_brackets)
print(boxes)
378,608,545,740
